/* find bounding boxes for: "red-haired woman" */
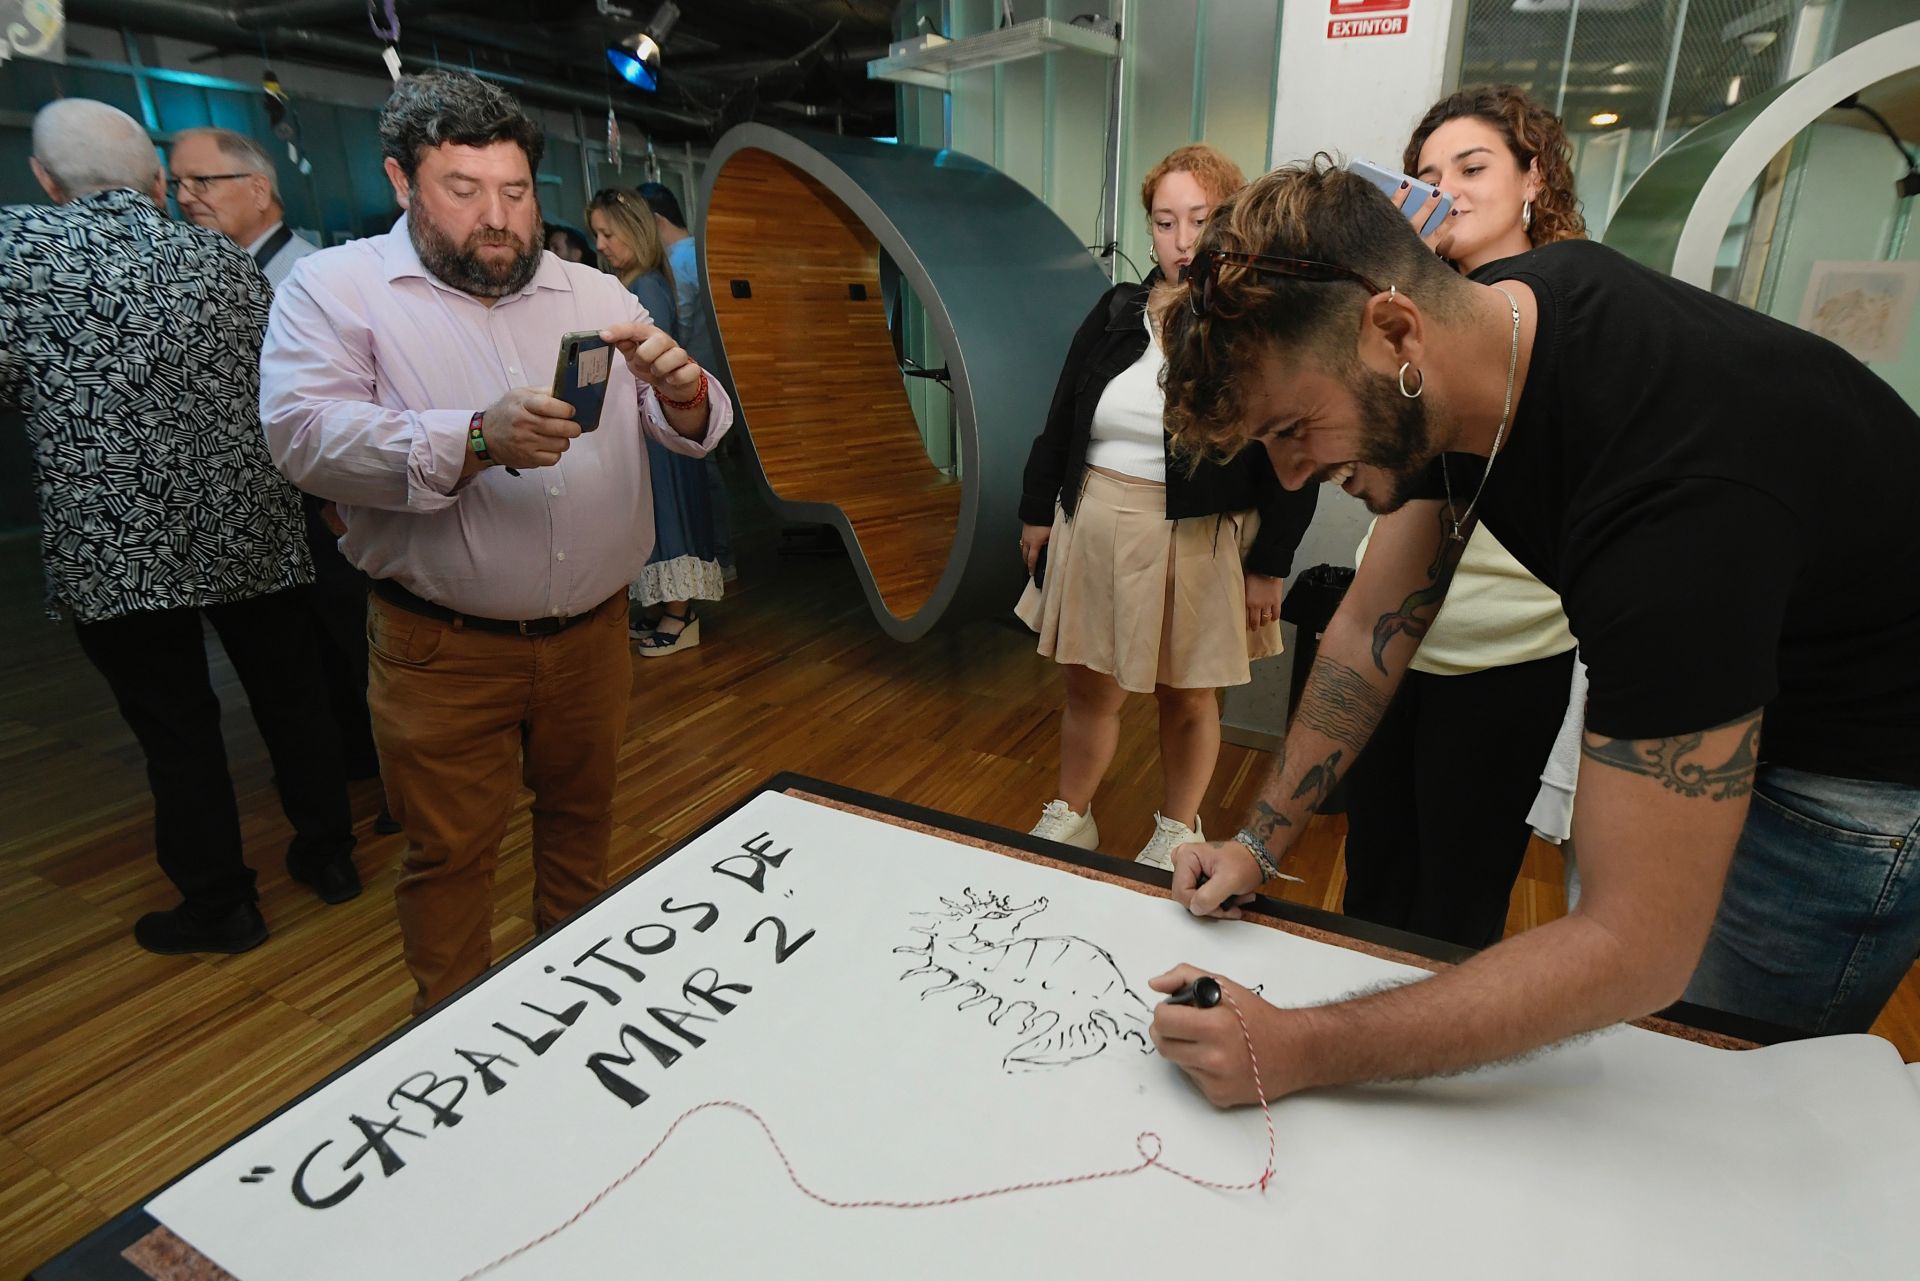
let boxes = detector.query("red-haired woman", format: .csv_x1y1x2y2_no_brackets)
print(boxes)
1016,144,1318,868
1339,85,1587,948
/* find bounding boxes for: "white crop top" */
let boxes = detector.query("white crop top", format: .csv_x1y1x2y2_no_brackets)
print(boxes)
1084,308,1169,483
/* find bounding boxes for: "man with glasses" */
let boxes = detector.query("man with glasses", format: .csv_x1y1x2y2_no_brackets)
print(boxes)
171,126,384,808
1141,156,1920,1105
1,100,359,955
168,127,317,288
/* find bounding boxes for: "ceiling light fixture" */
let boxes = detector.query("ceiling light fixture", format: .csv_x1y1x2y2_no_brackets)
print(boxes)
607,0,680,93
1588,111,1621,127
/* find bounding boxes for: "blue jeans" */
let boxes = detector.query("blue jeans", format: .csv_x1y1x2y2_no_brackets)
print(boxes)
1684,765,1920,1034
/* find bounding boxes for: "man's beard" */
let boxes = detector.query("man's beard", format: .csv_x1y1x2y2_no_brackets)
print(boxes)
409,201,542,299
1350,367,1440,515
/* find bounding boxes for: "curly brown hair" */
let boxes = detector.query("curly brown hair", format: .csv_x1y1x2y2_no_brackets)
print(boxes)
1402,84,1585,248
1140,143,1248,214
1153,155,1472,467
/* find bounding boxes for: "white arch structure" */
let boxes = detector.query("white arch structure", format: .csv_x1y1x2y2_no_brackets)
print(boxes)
1608,19,1920,287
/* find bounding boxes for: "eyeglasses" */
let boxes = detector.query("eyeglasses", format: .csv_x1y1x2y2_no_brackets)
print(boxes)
165,173,256,198
1182,248,1387,318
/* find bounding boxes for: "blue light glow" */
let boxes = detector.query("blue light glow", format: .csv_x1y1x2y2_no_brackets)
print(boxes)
607,47,658,92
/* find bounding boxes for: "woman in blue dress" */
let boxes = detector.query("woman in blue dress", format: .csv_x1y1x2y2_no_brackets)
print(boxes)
587,187,722,655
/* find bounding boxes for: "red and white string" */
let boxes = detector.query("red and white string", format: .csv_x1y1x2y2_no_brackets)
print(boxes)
459,994,1276,1281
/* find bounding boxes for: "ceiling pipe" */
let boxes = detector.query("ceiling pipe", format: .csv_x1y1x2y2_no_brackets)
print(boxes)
72,0,718,131
231,0,372,29
671,43,893,79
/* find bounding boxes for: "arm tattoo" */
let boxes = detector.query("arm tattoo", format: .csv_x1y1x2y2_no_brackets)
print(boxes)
1296,657,1392,754
1370,506,1461,675
1291,749,1344,814
1579,712,1762,802
1247,799,1291,843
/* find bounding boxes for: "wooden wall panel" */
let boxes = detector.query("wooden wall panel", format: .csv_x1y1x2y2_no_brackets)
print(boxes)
707,149,961,622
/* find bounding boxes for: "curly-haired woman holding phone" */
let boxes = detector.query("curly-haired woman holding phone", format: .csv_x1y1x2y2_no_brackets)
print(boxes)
1338,85,1586,948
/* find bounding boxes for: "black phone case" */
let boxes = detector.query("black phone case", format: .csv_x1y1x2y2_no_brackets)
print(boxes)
556,337,613,432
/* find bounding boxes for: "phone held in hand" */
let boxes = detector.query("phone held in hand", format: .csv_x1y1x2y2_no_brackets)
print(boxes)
1347,158,1454,238
1033,541,1048,590
552,329,614,433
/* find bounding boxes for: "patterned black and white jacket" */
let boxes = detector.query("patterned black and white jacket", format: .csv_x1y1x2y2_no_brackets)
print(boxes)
0,188,311,623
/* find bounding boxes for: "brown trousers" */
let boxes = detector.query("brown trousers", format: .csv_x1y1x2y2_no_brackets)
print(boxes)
367,591,632,1012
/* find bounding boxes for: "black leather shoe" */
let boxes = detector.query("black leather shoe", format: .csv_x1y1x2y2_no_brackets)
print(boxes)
290,856,363,905
134,901,268,955
373,804,401,836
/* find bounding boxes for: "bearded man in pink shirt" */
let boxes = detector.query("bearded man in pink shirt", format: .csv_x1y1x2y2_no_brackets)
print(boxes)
261,72,732,1012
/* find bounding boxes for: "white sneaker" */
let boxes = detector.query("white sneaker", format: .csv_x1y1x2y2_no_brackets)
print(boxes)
1135,813,1202,871
1029,799,1099,850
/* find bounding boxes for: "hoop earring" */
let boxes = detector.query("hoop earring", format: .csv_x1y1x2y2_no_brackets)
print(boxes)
1522,200,1533,231
1149,246,1159,264
1397,362,1424,399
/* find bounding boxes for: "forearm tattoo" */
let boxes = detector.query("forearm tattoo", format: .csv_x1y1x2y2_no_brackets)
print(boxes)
1370,506,1462,675
1579,712,1763,802
1248,798,1291,843
1291,749,1345,814
1296,657,1392,754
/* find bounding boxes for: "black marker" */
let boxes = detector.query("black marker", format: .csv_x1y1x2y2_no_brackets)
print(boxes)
1161,976,1222,1009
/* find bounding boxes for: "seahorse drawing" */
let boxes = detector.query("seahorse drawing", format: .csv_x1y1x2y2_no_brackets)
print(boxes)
893,888,1155,1073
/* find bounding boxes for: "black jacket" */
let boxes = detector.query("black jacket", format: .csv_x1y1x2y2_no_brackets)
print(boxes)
1018,276,1317,578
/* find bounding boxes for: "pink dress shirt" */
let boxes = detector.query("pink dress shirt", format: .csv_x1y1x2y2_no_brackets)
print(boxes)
260,216,732,620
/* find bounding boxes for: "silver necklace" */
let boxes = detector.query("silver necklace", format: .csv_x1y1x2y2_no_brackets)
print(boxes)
1440,285,1522,542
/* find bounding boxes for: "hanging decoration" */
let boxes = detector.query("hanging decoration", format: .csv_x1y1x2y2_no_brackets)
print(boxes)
3,0,66,63
367,0,401,81
262,69,313,177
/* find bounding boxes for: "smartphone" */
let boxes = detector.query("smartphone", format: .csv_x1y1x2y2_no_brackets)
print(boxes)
552,329,614,433
1347,158,1454,237
1032,540,1048,590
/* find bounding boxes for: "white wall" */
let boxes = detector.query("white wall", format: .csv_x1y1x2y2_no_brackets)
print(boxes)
1268,0,1465,573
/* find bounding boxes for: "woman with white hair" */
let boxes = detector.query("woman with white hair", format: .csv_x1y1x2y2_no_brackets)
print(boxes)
1,99,360,953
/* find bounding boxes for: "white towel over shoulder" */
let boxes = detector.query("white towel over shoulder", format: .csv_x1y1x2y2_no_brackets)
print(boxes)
1527,654,1588,844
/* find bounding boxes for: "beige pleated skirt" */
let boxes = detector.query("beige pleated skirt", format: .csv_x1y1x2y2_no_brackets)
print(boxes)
1015,468,1284,693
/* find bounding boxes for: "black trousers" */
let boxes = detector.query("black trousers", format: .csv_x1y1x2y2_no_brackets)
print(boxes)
73,586,355,911
305,499,377,776
1340,647,1577,950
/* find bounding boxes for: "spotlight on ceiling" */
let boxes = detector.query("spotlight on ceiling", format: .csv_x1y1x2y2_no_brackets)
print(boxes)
1588,111,1621,127
607,1,679,93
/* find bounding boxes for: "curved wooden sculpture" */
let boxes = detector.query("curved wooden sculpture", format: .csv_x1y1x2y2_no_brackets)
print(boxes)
699,124,1111,640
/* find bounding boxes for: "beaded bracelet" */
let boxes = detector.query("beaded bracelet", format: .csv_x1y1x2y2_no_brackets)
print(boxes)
469,410,519,476
1235,827,1283,882
467,412,491,461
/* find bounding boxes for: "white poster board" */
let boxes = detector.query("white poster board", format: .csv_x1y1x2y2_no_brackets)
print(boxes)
147,791,1920,1280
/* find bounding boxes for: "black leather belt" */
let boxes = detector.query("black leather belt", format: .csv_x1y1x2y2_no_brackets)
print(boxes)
371,578,603,637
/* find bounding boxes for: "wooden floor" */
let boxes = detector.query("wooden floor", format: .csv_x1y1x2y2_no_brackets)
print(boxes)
2,495,1916,1277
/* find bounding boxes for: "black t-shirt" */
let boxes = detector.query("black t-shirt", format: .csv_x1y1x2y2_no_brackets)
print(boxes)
1427,239,1920,785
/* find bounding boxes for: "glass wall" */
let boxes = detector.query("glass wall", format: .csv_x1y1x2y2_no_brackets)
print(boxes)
888,0,1288,472
1455,0,1801,240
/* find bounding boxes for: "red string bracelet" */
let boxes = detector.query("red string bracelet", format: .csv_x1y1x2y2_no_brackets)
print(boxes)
456,993,1277,1281
657,370,709,413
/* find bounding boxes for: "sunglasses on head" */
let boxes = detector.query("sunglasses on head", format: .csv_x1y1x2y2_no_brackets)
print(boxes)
1181,248,1388,318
